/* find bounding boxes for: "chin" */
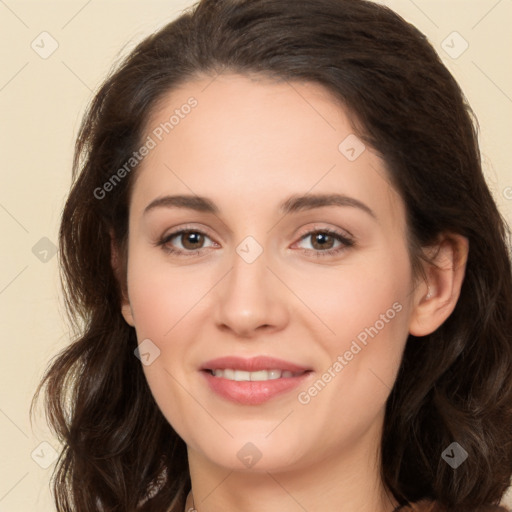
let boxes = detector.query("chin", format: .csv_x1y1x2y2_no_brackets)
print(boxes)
191,435,312,474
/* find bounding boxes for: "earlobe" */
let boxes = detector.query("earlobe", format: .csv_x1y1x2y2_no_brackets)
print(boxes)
409,233,469,337
110,229,135,327
121,302,136,327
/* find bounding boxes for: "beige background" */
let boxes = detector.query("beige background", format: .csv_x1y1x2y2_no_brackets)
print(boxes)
0,0,511,510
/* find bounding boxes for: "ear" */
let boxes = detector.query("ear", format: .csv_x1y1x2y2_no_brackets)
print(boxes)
110,229,135,327
409,233,469,337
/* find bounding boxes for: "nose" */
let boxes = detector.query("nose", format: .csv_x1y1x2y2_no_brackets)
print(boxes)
213,246,290,338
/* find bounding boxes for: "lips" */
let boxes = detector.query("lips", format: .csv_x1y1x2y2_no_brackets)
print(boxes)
201,355,312,373
200,356,313,405
210,368,304,380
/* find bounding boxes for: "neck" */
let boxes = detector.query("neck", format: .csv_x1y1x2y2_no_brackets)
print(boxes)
184,414,399,512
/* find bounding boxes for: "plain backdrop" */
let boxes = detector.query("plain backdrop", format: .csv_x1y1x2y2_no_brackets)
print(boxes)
0,0,511,510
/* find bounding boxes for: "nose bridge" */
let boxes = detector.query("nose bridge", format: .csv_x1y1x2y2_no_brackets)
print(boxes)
213,238,289,336
228,232,269,291
224,243,272,315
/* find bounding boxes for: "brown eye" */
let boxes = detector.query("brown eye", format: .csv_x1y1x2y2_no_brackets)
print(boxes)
157,228,217,256
179,231,205,250
310,232,336,250
294,228,355,258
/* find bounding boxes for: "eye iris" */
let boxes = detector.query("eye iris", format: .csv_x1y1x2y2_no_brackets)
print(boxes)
182,231,204,249
311,232,334,250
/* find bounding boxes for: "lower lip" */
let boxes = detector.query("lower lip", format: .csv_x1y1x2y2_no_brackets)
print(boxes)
202,370,312,405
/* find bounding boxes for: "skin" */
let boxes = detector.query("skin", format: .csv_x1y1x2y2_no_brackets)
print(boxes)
116,73,468,512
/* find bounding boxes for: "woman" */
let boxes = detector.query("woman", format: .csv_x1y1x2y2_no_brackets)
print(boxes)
32,0,512,511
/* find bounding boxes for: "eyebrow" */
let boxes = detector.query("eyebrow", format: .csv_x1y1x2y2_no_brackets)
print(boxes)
143,193,376,219
280,193,376,218
144,195,218,215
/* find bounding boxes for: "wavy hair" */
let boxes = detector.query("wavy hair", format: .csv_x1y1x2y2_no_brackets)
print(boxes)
32,0,512,510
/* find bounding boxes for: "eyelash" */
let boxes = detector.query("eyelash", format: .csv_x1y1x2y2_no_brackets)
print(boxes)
154,226,355,259
297,228,355,257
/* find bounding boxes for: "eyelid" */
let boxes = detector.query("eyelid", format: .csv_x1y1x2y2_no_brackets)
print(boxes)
293,223,354,242
298,222,354,238
159,223,218,243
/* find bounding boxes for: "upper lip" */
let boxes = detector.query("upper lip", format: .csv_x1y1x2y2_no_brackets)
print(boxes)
201,356,312,373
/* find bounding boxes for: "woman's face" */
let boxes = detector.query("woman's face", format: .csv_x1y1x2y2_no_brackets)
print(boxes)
121,73,422,473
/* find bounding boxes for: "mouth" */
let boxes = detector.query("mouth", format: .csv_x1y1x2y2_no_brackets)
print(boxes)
200,356,314,405
204,368,309,381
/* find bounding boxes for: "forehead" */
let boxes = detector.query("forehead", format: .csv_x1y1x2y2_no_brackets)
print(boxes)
130,73,404,227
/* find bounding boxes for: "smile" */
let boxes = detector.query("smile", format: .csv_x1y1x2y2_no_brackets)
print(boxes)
208,368,307,381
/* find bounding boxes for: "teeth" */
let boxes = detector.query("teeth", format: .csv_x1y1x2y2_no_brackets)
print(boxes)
234,370,250,381
210,369,301,381
223,369,235,380
249,370,269,381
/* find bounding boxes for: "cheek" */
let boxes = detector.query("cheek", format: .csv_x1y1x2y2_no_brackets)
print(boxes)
295,245,412,405
125,253,215,430
126,252,210,339
126,269,198,437
292,246,412,348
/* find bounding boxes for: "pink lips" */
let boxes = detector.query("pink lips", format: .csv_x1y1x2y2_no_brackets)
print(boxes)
201,355,311,373
200,356,313,405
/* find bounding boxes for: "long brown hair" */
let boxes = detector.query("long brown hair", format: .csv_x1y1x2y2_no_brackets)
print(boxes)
32,0,512,510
